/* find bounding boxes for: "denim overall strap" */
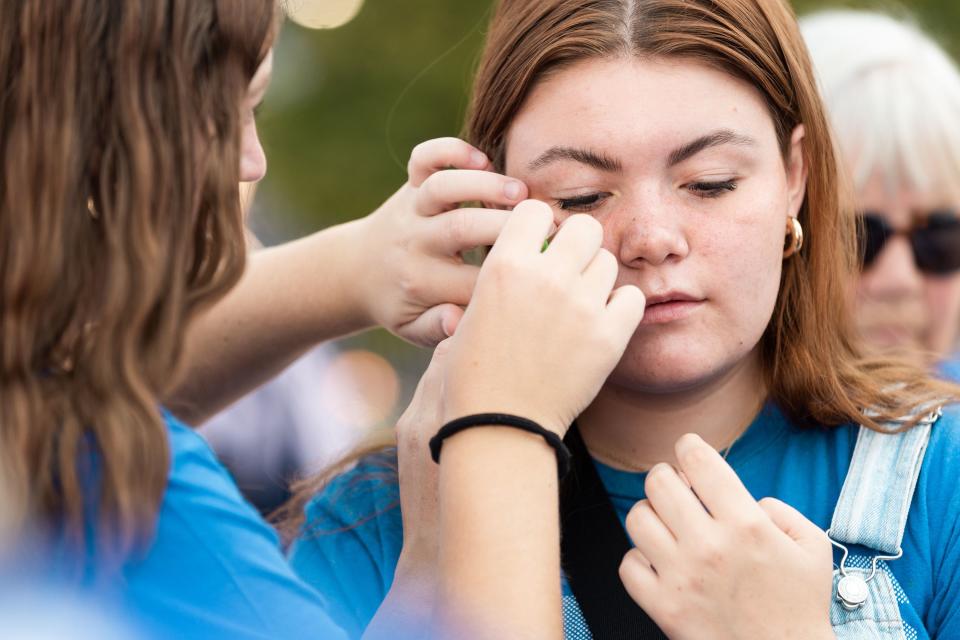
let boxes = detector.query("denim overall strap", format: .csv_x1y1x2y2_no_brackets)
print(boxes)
827,406,942,639
829,407,940,554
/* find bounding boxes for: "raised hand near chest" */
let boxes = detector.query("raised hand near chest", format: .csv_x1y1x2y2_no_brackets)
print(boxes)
619,433,836,640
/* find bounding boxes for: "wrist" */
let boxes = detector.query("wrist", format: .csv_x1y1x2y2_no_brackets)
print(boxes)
310,217,376,335
431,414,571,478
440,425,562,478
444,404,568,438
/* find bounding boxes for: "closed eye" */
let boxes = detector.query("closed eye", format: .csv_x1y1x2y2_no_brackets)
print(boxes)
556,192,611,212
687,179,737,198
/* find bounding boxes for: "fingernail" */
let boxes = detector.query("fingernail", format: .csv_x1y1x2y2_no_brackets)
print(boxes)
503,181,523,201
470,151,488,168
676,433,704,456
648,463,670,478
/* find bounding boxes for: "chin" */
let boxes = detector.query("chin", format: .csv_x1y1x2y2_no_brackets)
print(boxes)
604,337,727,395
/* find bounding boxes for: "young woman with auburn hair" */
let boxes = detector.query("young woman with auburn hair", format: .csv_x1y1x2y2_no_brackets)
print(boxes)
0,1,644,637
288,0,960,638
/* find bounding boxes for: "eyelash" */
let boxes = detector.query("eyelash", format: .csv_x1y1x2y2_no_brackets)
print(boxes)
556,180,738,212
556,193,609,212
687,179,738,198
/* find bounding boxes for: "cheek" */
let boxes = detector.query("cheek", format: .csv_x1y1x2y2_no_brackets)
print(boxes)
608,200,786,390
701,199,785,319
923,276,960,350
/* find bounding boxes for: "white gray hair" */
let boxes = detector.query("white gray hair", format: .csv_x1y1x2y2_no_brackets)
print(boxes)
801,9,960,199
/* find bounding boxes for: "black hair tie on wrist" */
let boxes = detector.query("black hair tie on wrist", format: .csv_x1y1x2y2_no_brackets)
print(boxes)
428,413,572,478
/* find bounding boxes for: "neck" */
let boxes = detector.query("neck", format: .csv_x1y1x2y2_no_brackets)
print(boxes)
579,351,767,471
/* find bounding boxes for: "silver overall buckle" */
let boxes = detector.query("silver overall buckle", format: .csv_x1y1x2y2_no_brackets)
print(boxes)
827,530,902,611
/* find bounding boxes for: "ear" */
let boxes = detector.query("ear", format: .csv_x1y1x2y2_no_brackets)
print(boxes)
785,124,808,220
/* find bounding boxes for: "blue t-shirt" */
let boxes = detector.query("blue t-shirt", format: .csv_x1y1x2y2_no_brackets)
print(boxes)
59,412,346,640
938,353,960,382
288,402,960,639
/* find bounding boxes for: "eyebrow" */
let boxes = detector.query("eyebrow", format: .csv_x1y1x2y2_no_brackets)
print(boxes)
527,147,623,173
667,129,757,167
526,129,757,174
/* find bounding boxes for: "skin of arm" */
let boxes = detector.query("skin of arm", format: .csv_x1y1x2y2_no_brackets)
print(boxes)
166,138,528,425
435,429,563,640
167,219,371,425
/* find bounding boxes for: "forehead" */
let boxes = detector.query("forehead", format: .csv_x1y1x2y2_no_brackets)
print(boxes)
505,56,778,170
857,169,960,215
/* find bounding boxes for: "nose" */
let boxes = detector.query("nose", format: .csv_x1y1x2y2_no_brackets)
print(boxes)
239,119,267,183
612,194,689,267
860,234,923,300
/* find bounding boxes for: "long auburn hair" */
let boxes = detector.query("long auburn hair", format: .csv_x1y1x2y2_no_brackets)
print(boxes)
467,0,960,428
0,0,277,556
279,0,958,537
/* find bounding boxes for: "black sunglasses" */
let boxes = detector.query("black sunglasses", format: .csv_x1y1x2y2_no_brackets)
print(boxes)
858,209,960,275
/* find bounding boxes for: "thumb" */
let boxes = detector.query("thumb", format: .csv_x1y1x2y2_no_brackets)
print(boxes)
439,305,464,337
759,497,829,550
395,303,464,347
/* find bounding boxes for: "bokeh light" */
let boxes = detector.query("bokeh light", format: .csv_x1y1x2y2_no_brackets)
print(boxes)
285,0,366,30
319,350,401,429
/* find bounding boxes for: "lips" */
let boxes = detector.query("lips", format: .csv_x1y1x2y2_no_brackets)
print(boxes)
644,291,702,306
641,291,704,325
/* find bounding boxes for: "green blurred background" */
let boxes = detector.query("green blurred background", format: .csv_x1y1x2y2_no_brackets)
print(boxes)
253,0,960,418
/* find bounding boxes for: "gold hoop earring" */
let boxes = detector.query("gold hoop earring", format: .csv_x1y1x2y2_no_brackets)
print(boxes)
783,217,803,258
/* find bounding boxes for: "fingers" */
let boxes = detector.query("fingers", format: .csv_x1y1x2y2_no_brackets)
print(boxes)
643,463,713,539
440,306,464,338
486,200,554,259
604,285,645,339
674,433,762,522
393,260,478,346
619,548,659,607
408,137,490,188
426,208,509,255
416,169,527,216
758,497,829,550
396,304,465,348
624,499,677,570
580,248,619,303
542,214,604,274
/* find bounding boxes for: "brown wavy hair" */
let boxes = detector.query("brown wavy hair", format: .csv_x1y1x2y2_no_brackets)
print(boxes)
0,0,278,557
279,0,958,537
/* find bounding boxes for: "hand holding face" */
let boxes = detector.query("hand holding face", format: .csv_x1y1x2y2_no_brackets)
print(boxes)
440,199,645,437
356,137,528,347
619,434,835,640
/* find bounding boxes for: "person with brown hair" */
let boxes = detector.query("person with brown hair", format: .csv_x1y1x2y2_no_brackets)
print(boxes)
0,1,645,638
288,0,960,638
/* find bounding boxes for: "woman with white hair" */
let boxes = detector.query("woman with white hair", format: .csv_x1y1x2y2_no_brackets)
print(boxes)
802,10,960,377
